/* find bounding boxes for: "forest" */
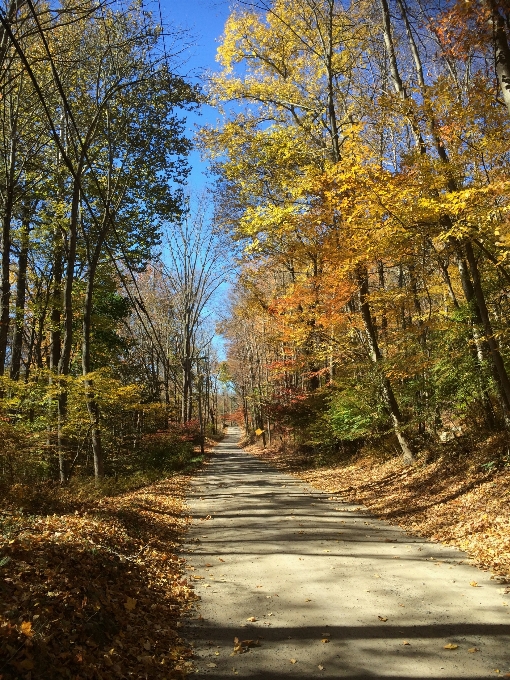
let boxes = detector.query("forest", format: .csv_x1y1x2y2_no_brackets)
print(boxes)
206,0,510,468
1,0,510,677
0,0,509,490
0,0,231,492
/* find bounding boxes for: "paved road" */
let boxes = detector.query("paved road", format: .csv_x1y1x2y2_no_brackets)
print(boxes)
183,428,510,679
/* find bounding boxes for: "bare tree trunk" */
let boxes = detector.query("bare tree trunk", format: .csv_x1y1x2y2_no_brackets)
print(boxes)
464,241,510,423
486,0,510,116
357,266,415,463
379,0,426,152
10,211,29,379
197,372,205,455
325,0,341,162
49,236,63,372
0,132,16,374
58,181,79,376
82,274,104,481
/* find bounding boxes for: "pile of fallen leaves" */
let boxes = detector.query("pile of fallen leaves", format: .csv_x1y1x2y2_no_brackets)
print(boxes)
0,476,198,679
246,437,510,579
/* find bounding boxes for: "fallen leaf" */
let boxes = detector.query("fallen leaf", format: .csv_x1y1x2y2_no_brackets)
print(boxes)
247,616,257,622
124,597,137,611
321,638,330,643
470,581,480,587
444,643,458,650
318,664,325,670
468,648,479,653
290,659,297,664
378,616,388,622
242,639,260,648
21,621,33,637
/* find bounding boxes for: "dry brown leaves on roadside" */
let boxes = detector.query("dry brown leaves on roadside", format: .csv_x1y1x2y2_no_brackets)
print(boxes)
0,476,198,679
247,442,510,578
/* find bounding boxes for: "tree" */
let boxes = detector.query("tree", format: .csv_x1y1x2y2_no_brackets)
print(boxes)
162,195,227,422
204,0,510,460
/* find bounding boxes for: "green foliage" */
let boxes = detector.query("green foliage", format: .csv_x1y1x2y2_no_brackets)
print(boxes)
0,370,208,488
134,434,197,474
328,389,380,441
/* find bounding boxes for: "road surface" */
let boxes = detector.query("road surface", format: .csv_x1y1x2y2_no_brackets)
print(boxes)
183,427,510,678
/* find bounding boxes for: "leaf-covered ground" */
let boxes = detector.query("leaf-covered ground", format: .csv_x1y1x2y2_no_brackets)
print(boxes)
246,437,510,580
0,474,199,679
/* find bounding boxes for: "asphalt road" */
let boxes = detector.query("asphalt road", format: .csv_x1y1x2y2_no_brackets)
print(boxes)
183,427,510,679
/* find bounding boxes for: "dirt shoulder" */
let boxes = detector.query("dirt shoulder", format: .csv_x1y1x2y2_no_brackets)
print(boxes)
246,440,510,580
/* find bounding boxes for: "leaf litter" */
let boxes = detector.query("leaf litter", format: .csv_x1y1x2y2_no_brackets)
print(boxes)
0,474,197,679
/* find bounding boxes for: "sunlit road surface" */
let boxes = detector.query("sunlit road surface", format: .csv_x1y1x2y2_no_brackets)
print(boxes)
183,428,510,679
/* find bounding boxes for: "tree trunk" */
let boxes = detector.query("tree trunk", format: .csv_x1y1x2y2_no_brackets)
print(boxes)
325,0,341,162
0,203,12,375
49,235,63,372
197,372,205,455
486,0,510,116
82,273,104,481
10,212,29,379
379,0,426,153
0,133,16,375
464,241,510,422
357,266,415,463
58,181,79,376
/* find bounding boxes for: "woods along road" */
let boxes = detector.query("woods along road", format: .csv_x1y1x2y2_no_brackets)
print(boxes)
184,428,510,679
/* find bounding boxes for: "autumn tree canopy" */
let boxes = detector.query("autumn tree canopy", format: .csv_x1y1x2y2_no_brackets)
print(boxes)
204,0,510,459
0,0,227,485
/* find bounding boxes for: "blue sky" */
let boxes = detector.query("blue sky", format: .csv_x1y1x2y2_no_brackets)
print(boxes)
158,0,234,359
160,0,232,188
